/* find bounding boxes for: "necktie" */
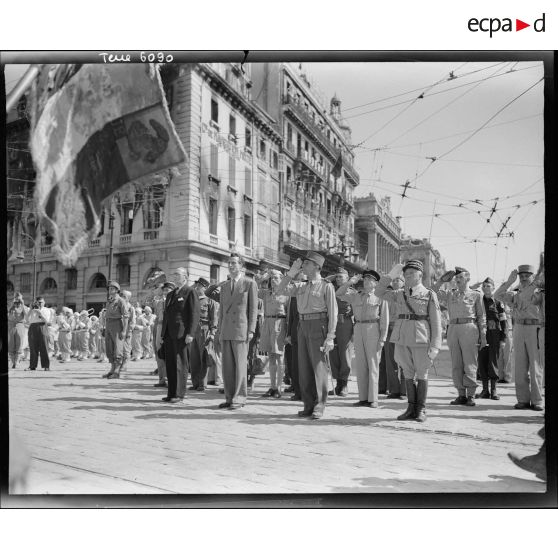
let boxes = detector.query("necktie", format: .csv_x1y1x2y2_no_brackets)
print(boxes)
231,280,234,294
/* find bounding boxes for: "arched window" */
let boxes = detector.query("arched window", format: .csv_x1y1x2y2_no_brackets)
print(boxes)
40,277,58,293
89,273,107,291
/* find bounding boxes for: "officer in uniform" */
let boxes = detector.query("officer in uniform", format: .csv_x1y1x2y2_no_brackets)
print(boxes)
336,269,389,407
102,281,129,379
189,277,218,391
119,290,136,374
433,267,486,406
277,251,338,420
385,276,406,399
326,267,353,397
495,265,544,411
474,277,508,400
376,260,442,422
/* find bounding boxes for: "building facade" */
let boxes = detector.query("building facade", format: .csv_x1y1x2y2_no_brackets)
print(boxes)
6,63,282,311
399,235,446,286
354,194,401,275
251,63,362,274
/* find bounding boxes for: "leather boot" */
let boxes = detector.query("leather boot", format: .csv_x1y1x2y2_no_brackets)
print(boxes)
397,379,416,420
339,379,348,397
415,379,428,422
490,378,500,400
475,379,490,399
103,362,117,378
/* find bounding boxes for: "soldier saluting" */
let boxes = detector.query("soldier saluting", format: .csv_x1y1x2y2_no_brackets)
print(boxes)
375,260,442,422
276,251,337,420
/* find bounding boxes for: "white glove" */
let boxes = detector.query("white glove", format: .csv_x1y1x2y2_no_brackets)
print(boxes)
427,347,439,361
388,263,404,280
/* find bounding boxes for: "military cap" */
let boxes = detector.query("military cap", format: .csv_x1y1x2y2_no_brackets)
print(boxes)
195,277,210,288
482,277,495,286
303,251,325,268
362,269,381,281
518,264,535,275
335,267,348,275
162,281,176,290
107,280,121,291
403,259,423,273
454,266,469,276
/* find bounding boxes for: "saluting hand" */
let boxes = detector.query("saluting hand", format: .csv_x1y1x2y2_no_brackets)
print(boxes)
507,269,518,284
288,258,303,277
388,263,404,280
350,274,362,285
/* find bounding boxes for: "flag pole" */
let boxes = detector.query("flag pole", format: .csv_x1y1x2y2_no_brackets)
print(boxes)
6,64,40,114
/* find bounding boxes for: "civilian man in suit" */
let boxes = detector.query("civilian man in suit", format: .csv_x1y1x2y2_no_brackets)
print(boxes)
218,253,258,410
161,267,200,403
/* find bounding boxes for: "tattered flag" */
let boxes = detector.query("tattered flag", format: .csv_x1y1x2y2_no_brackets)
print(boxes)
29,63,186,266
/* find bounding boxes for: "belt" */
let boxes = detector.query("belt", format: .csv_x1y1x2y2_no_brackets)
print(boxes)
516,318,540,326
264,314,286,319
30,322,46,326
450,318,476,324
299,311,328,321
355,318,380,324
337,314,352,323
398,314,428,321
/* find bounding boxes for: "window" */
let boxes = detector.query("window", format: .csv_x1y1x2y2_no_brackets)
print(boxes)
269,181,279,213
272,151,278,170
259,139,266,159
211,98,219,126
286,166,292,185
66,269,77,290
209,198,218,235
117,263,131,286
210,143,219,180
20,272,31,293
98,209,105,237
245,127,251,150
120,203,134,235
258,173,267,204
258,215,268,248
227,207,236,241
90,273,107,290
244,214,252,247
269,221,279,250
210,264,220,284
244,167,252,198
327,199,331,215
229,114,236,141
228,156,236,188
143,185,166,230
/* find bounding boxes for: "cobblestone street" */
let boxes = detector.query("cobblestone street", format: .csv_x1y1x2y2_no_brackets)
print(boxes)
7,344,546,498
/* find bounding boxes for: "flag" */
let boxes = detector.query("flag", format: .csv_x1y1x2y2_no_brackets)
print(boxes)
331,151,343,179
29,64,187,266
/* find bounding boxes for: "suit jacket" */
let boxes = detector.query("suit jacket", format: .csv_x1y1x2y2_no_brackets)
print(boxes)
161,283,201,340
218,275,258,341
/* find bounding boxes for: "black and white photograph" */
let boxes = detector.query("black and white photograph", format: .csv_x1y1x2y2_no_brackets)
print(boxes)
2,52,551,505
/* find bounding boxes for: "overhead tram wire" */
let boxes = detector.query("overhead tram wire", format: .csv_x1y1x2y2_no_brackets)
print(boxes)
382,62,511,148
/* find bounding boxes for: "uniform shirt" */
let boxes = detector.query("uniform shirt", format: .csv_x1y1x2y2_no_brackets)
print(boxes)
495,281,541,322
436,288,486,332
338,288,389,342
277,276,338,339
198,295,218,333
482,295,508,337
105,295,130,330
8,305,29,326
376,276,442,349
258,288,289,317
331,280,352,317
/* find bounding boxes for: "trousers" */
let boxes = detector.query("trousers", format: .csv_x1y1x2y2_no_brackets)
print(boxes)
28,323,50,369
478,329,501,381
394,344,431,381
221,339,248,405
190,326,209,388
353,322,382,403
163,335,191,399
385,325,406,395
513,324,544,406
329,318,353,382
105,319,125,364
447,323,479,396
153,323,166,381
297,318,329,414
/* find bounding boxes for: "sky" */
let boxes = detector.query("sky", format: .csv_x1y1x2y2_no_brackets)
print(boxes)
5,59,545,283
302,60,545,283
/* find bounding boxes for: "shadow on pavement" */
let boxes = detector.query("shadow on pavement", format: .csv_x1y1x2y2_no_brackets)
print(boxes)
328,474,545,493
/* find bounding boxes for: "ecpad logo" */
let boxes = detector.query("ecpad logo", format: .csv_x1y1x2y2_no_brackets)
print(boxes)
468,13,545,37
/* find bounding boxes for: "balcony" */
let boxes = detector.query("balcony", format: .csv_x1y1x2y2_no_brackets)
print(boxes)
120,234,131,245
144,230,159,241
40,245,52,255
88,238,101,248
283,231,319,252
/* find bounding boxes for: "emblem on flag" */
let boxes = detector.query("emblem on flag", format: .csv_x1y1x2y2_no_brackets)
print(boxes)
29,63,187,266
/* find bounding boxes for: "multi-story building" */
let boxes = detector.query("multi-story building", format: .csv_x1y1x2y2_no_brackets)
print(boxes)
251,63,362,274
6,63,282,311
399,235,446,286
354,194,401,274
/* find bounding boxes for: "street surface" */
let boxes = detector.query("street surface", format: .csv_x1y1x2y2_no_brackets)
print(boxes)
8,343,545,495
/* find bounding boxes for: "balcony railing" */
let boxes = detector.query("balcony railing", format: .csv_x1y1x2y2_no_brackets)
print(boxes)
283,231,319,251
120,234,132,245
144,230,159,241
88,239,101,248
40,245,52,255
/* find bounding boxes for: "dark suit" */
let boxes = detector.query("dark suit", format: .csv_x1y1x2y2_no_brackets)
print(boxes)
161,283,201,399
219,275,258,405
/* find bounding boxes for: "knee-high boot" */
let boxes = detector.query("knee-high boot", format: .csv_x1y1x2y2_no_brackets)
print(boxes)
398,379,417,420
415,379,428,422
490,378,500,400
